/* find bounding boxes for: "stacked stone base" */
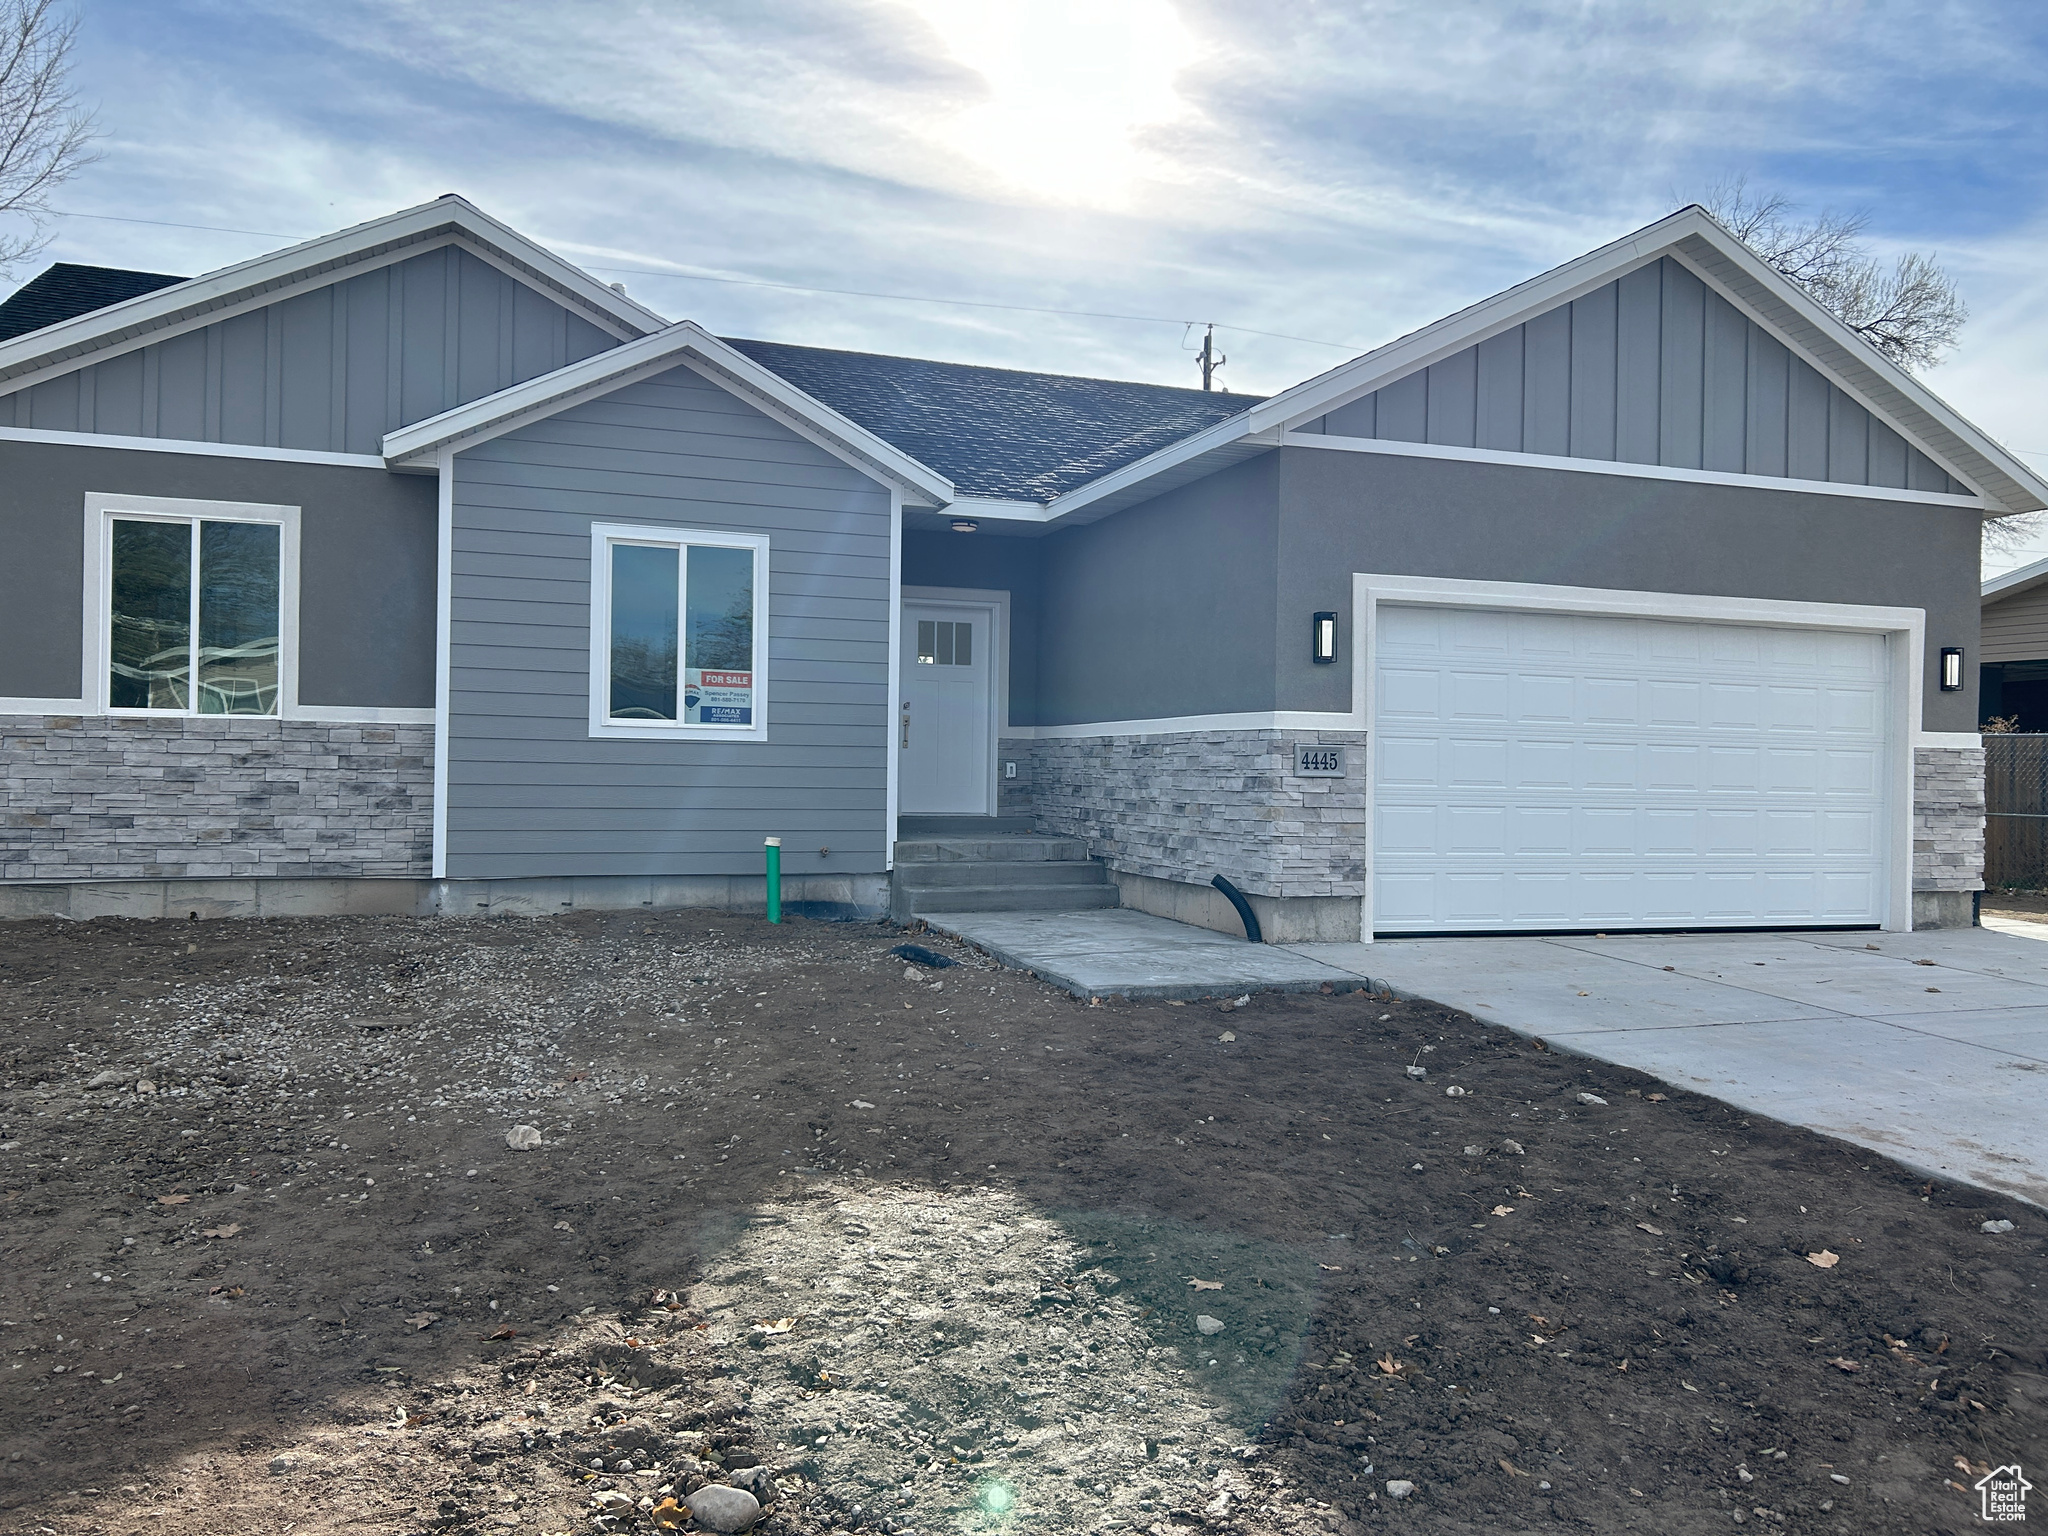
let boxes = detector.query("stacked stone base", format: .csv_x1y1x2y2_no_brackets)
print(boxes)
1913,745,1985,930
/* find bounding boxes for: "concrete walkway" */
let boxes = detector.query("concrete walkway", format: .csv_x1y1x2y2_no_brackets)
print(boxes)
1292,927,2048,1209
923,904,2048,1208
917,907,1362,1000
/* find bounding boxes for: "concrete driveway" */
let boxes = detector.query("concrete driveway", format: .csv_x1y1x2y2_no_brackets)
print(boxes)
1290,925,2048,1209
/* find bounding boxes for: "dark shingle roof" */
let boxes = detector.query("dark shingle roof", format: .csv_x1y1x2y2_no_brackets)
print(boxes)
0,262,188,342
722,337,1261,501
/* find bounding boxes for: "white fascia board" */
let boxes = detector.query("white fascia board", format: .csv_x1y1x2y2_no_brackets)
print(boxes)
0,423,385,469
948,495,1054,523
0,195,667,390
1666,225,2048,515
1281,430,1992,509
1239,206,2048,516
383,321,956,508
1983,552,2048,602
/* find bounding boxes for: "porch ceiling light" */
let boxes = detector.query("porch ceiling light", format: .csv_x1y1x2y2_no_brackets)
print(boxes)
951,518,979,533
1312,611,1338,664
1940,647,1964,691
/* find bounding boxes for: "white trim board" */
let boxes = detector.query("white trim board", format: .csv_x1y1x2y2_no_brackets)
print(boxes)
431,449,454,881
1915,732,1984,749
885,491,904,869
0,424,385,470
1350,571,1925,941
1003,709,1361,741
1278,430,1992,510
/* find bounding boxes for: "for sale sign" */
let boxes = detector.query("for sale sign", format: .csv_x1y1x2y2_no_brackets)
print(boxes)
684,669,753,726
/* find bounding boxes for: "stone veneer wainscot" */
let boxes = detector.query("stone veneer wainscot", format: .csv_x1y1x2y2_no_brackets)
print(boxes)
0,715,433,882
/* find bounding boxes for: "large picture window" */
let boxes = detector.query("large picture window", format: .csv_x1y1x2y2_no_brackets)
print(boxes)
91,497,296,717
589,523,767,740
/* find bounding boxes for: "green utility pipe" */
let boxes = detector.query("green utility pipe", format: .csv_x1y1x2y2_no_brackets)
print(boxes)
764,836,782,923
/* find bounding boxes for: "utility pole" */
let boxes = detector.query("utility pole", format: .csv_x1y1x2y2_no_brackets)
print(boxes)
1196,323,1226,392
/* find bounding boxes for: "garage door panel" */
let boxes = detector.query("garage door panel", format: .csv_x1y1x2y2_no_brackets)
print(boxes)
1516,672,1576,722
1375,603,1890,932
1377,734,1440,786
1447,670,1510,720
1378,668,1442,720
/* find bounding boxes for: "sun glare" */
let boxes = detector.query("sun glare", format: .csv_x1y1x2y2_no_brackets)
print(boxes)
900,0,1197,207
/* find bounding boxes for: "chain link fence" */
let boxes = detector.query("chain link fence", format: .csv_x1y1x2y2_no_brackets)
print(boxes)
1985,733,2048,890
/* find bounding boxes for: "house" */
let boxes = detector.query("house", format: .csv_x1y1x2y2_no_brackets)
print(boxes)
1980,553,2048,728
1,196,2033,937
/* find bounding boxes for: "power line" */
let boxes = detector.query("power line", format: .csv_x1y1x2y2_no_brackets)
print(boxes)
43,206,1367,353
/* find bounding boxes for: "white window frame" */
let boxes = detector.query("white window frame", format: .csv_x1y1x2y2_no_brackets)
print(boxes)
83,492,301,719
587,521,769,743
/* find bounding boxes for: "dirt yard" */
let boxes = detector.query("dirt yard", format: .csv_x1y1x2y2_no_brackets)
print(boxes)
0,910,2040,1536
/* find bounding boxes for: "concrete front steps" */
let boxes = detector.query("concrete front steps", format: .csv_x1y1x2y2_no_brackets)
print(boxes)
890,815,1117,921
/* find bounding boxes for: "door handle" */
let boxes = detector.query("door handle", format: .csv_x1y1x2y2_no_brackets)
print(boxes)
901,703,910,748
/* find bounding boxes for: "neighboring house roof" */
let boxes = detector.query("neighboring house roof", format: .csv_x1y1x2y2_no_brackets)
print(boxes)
1984,552,2048,603
0,262,187,341
719,338,1260,501
1042,205,2048,525
380,321,956,509
0,194,668,395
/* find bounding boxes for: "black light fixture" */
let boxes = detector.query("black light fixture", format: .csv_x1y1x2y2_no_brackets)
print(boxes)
1940,647,1964,691
1312,611,1338,664
951,518,979,534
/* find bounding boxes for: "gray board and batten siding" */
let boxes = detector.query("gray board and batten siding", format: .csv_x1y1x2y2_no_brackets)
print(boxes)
0,438,435,708
1297,256,1973,497
445,362,895,881
0,245,619,456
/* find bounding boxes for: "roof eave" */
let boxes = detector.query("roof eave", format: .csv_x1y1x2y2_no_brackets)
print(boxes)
1233,206,2048,517
382,321,955,508
0,195,669,389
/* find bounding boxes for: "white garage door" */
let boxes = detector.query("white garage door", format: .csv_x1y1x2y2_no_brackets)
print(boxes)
1372,604,1891,933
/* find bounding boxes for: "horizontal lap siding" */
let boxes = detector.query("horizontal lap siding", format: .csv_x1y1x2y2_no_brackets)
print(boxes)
1302,256,1974,498
0,246,619,453
1982,586,2048,664
446,365,892,880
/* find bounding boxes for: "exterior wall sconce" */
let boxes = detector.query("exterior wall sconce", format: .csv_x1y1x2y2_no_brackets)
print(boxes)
1312,611,1338,664
951,519,979,533
1940,647,1964,691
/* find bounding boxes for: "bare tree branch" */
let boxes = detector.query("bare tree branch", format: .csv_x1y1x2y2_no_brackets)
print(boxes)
0,0,98,275
1982,509,2045,560
1698,175,1967,373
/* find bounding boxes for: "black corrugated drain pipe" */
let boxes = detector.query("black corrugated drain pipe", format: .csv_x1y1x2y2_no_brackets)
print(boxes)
1211,875,1262,944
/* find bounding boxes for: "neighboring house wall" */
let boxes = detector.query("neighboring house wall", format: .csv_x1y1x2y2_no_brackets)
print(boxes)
0,246,618,456
1296,257,1970,496
444,363,895,882
1982,584,2048,663
0,439,437,707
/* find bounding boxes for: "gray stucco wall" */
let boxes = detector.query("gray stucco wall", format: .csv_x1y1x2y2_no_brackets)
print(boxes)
0,245,618,456
1032,454,1280,726
1273,446,1983,732
0,439,436,707
1299,257,1969,496
902,531,1043,729
444,363,895,881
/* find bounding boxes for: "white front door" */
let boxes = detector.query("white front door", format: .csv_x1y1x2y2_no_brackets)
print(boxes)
1372,603,1892,933
900,603,994,814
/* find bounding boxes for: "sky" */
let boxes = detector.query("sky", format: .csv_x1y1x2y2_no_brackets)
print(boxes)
11,0,2048,572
